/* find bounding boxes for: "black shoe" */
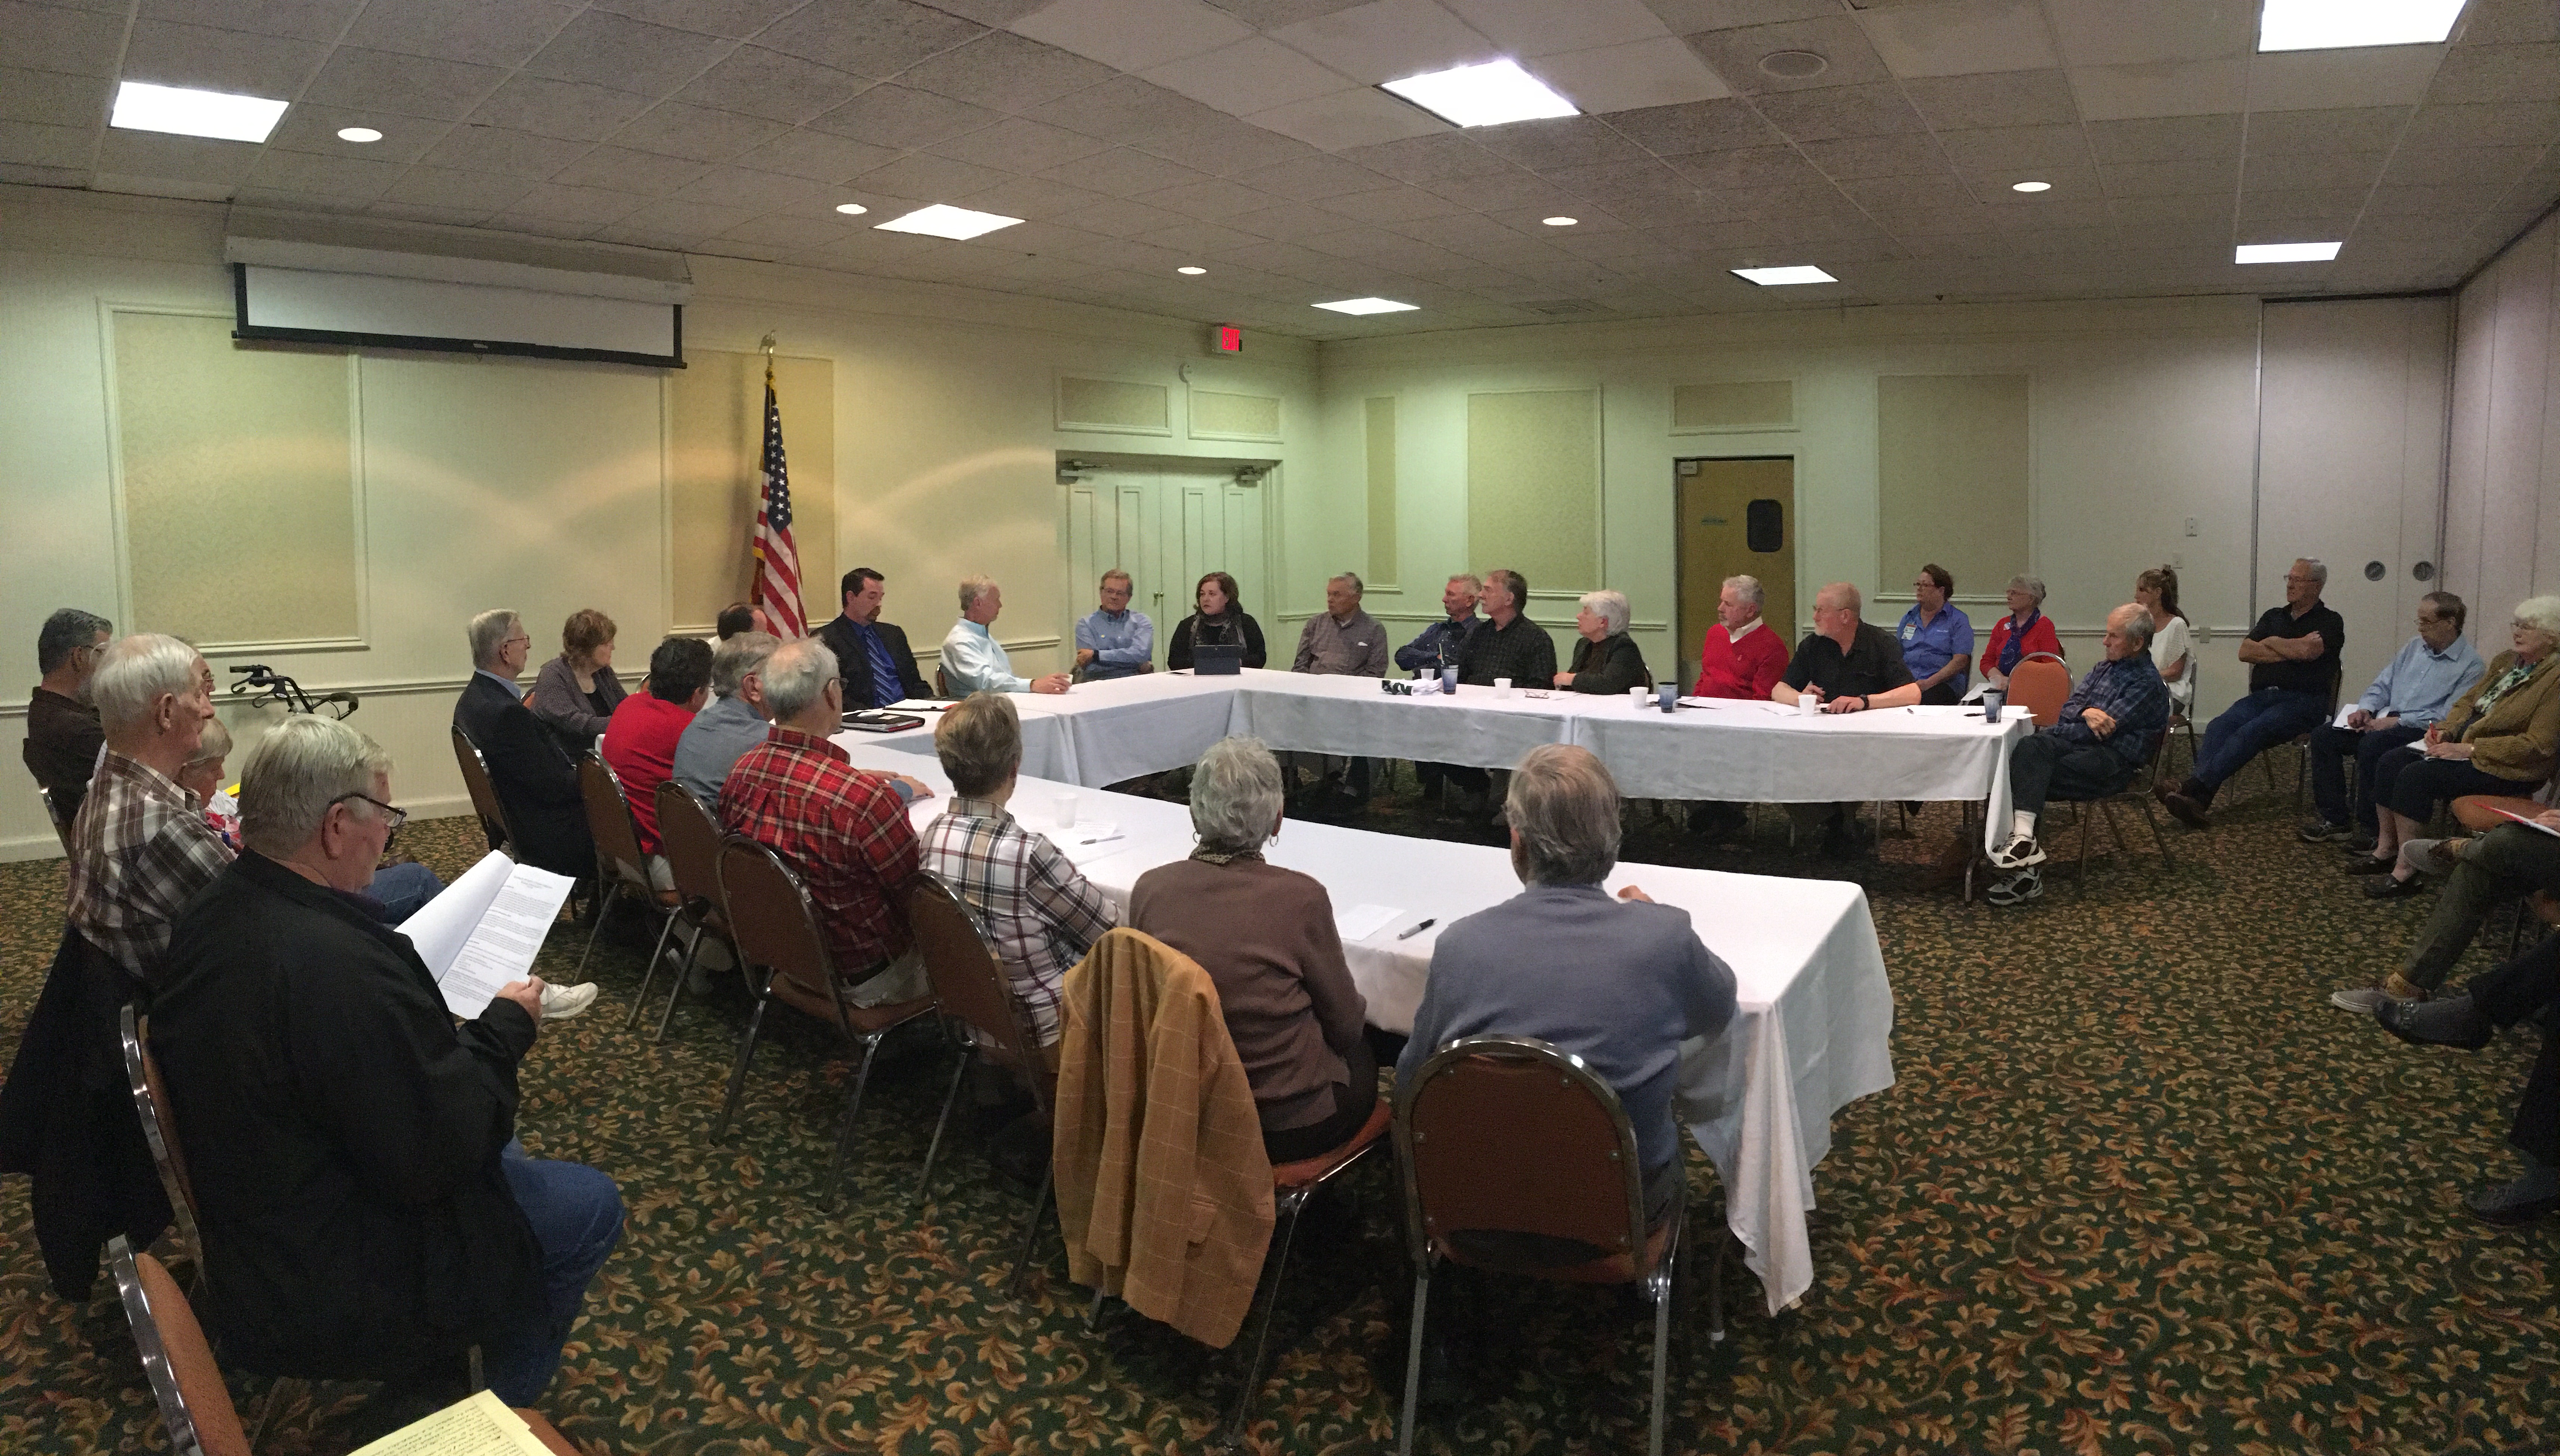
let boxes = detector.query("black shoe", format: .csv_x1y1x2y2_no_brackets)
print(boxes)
2161,792,2211,829
2298,816,2350,842
2377,991,2493,1049
2364,873,2425,899
2345,830,2377,853
2466,1173,2560,1226
2343,855,2397,875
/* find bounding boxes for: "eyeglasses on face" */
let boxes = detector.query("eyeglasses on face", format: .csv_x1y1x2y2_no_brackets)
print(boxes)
330,791,407,836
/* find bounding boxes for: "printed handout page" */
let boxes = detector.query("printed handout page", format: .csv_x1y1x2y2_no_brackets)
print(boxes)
395,851,574,1019
1334,903,1403,943
348,1389,558,1456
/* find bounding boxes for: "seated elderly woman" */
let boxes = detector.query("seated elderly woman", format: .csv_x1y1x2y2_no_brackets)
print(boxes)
919,693,1117,1054
530,608,627,755
1552,589,1649,695
1128,737,1373,1163
2355,596,2560,899
1980,574,2064,688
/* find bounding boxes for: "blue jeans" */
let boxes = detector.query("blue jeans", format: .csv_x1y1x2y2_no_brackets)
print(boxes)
2308,721,2426,829
367,861,444,922
2190,687,2328,796
483,1140,623,1406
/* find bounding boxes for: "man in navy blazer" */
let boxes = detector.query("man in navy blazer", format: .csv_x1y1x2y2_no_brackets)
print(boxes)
453,609,593,878
816,567,931,709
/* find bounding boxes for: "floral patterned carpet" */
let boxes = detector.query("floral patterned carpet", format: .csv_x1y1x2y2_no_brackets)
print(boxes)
2,769,2555,1455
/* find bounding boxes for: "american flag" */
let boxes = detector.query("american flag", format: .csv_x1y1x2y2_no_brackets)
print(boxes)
750,361,807,638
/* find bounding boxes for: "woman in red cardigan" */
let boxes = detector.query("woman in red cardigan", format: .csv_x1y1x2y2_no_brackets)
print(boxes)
1980,574,2064,688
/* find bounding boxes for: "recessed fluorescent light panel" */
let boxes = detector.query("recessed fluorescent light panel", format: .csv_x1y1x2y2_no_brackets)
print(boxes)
1380,59,1579,129
111,80,288,143
873,204,1021,240
1731,265,1837,286
1313,297,1419,315
2235,241,2342,263
2259,0,2465,52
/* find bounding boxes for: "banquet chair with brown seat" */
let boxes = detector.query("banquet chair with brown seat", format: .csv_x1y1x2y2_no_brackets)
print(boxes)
118,1005,203,1284
574,753,681,981
632,781,737,1040
450,727,514,855
2007,654,2073,728
38,786,74,854
908,872,1052,1215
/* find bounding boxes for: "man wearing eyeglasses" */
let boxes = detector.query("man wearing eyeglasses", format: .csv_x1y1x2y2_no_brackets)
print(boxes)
22,607,112,830
2159,558,2346,829
154,714,622,1426
453,608,595,879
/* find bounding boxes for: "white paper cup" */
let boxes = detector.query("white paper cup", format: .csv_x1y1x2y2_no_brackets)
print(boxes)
1631,685,1649,706
1796,694,1819,716
1494,676,1513,698
1052,791,1077,828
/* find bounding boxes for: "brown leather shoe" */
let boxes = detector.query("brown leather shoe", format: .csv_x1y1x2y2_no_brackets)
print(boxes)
2161,791,2211,829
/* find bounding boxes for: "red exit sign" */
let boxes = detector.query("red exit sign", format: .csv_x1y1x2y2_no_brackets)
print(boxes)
1211,324,1243,354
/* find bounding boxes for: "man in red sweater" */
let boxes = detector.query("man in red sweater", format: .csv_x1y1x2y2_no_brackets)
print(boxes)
601,636,715,886
1685,574,1791,839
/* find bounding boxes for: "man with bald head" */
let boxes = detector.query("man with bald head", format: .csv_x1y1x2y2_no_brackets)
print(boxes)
1984,604,2171,906
1773,583,1921,855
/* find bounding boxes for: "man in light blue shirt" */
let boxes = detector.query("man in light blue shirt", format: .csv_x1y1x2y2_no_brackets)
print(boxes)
1073,569,1153,681
941,577,1070,696
2303,591,2485,845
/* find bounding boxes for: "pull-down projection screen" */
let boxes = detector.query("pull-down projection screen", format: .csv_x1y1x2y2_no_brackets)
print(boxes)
233,263,682,367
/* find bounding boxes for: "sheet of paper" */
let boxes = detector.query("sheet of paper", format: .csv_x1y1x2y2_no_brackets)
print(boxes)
394,850,512,983
2490,806,2560,837
886,698,951,711
1959,681,1990,703
438,863,574,1019
1334,902,1403,943
1053,821,1126,867
2333,703,2362,728
349,1389,556,1456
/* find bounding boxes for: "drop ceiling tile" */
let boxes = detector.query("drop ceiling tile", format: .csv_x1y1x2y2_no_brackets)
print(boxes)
1682,15,1893,96
1062,234,1209,272
1714,179,1862,220
1009,0,1254,73
2363,181,2516,216
1603,96,1785,154
0,2,130,78
669,166,839,211
1957,159,2098,198
1854,0,2056,78
1540,158,1703,206
2234,215,2357,245
1141,37,1355,115
590,0,804,40
2068,58,2248,120
240,147,404,198
1134,175,1281,219
729,127,905,181
1055,195,1199,235
1023,74,1232,142
119,20,330,95
1532,36,1734,113
1336,131,1515,182
1473,115,1657,170
2458,0,2560,47
2082,112,2241,162
1225,200,1367,239
930,115,1112,171
230,186,375,215
2107,192,2232,224
2248,47,2446,112
1216,237,1358,274
341,0,576,68
1388,211,1535,251
2427,42,2560,105
2042,0,2254,69
587,222,705,249
1749,81,1928,140
957,173,1117,218
898,31,1119,113
1293,220,1412,255
548,142,716,190
1036,146,1215,195
756,0,991,78
854,151,1019,200
1129,112,1319,174
1900,69,2079,130
139,0,361,44
1237,152,1394,200
2242,150,2384,192
1927,123,2085,171
1243,87,1451,150
1136,218,1269,253
0,120,93,170
525,12,739,95
501,180,655,222
615,197,762,237
471,76,658,143
419,126,595,179
2402,100,2560,148
265,106,454,162
380,165,536,211
368,200,506,225
1832,173,1972,212
1789,133,1948,181
2097,156,2238,195
810,86,1007,148
2380,144,2544,189
302,49,512,122
1318,182,1474,222
2234,185,2366,220
1257,0,1487,86
0,67,107,128
1440,0,1667,55
675,48,878,125
2242,106,2411,155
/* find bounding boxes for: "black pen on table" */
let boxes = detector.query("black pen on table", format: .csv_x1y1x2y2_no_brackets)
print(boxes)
1396,917,1436,940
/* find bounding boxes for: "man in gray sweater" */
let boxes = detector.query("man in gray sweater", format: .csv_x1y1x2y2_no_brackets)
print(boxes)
1290,571,1391,812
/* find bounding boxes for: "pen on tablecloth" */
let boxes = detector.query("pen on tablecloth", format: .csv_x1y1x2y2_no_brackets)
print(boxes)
1396,917,1436,940
1078,834,1123,846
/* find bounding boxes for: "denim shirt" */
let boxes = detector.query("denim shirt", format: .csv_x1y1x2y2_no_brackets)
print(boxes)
1074,607,1155,680
1394,614,1481,675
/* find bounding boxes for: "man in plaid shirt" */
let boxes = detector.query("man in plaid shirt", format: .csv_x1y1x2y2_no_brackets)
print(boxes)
1984,604,2171,907
67,636,231,983
719,638,935,1006
919,694,1117,1053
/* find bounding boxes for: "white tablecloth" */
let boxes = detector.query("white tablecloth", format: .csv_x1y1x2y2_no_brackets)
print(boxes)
833,735,1896,1315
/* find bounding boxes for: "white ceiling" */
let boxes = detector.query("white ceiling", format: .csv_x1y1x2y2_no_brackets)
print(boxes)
4,0,2556,337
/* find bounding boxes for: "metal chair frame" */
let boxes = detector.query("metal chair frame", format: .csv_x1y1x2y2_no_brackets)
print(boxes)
2052,731,2177,892
119,1005,205,1284
631,781,738,1039
38,785,74,854
108,1236,234,1456
1392,1035,1687,1456
449,727,516,855
574,752,677,981
711,835,938,1206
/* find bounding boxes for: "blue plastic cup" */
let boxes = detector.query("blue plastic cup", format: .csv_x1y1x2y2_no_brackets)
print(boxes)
1440,664,1459,694
1657,681,1678,712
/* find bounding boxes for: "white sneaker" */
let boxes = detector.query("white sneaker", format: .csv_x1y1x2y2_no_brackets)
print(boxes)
540,981,600,1021
1986,868,2043,907
1987,834,2046,870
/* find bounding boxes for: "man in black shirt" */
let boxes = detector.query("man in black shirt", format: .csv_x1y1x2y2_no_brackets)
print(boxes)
2159,558,2344,828
1439,568,1558,821
1774,582,1921,855
21,607,111,833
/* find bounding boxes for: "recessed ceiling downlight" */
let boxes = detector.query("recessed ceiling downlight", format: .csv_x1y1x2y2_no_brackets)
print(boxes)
834,202,868,215
2011,180,2051,193
336,126,383,143
1543,216,1578,226
1758,50,1828,80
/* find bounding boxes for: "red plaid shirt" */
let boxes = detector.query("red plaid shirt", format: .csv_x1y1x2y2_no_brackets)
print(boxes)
718,726,920,975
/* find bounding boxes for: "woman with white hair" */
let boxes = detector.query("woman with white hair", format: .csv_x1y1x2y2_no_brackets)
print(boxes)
1127,737,1373,1163
2357,598,2560,898
1552,589,1650,695
1980,574,2064,689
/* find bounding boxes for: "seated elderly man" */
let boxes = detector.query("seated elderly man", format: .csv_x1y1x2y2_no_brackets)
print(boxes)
1554,589,1648,695
720,638,935,1006
943,577,1070,695
1685,575,1789,840
920,694,1117,1055
2159,558,2344,828
1440,569,1557,820
2372,932,2560,1225
2301,592,2482,846
1074,569,1154,682
154,716,622,1421
453,609,595,877
673,630,778,807
1773,582,1922,856
2332,812,2560,1012
1395,574,1483,679
1983,605,2172,907
23,607,112,830
1292,571,1391,811
601,636,715,884
1398,743,1737,1232
1131,737,1374,1167
67,634,228,984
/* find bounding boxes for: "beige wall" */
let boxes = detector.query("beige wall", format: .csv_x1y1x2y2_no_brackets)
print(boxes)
0,185,1316,860
2445,209,2560,637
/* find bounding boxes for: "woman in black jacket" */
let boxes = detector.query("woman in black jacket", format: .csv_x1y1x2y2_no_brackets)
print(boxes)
1167,571,1267,670
1555,589,1650,694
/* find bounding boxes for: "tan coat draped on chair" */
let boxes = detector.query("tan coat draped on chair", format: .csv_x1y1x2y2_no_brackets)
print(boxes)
1052,928,1273,1348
